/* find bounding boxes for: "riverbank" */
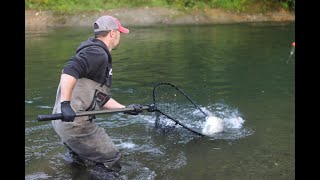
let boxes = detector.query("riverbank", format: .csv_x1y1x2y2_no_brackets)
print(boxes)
25,7,295,30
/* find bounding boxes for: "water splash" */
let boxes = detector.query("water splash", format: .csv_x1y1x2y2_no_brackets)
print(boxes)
201,103,253,140
141,102,253,140
25,123,53,135
201,110,224,135
37,106,52,109
118,141,136,149
25,172,52,180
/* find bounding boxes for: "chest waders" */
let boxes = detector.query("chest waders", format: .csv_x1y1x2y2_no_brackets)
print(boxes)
51,78,121,171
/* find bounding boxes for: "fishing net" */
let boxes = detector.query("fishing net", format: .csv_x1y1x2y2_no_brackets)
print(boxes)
38,82,210,137
152,82,207,136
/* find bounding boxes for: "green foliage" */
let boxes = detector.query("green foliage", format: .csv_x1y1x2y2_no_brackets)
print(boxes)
25,0,295,13
211,0,249,11
279,0,295,11
25,0,163,12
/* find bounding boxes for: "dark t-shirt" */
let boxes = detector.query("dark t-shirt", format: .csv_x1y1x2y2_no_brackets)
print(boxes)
62,37,113,87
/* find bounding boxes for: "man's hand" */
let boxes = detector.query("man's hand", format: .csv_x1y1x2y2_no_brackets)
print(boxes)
125,104,143,115
61,101,76,122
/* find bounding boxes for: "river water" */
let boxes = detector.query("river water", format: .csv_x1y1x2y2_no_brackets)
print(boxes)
25,22,295,179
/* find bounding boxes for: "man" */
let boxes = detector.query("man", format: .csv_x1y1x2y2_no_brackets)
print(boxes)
51,15,142,173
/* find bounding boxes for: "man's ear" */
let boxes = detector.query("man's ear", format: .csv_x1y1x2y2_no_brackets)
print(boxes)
109,30,116,38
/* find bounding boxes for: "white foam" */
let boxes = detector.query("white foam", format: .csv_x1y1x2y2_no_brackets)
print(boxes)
225,116,244,129
202,115,224,136
118,141,136,149
37,106,52,109
25,172,51,180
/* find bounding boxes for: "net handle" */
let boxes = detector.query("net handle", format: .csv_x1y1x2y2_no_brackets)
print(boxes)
37,105,152,121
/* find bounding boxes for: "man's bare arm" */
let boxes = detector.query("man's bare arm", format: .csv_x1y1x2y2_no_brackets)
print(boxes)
102,98,126,109
60,73,77,102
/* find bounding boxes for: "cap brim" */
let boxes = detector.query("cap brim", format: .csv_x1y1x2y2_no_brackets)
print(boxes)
118,26,129,34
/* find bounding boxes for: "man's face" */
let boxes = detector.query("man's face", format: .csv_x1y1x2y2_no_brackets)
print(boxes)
112,30,121,50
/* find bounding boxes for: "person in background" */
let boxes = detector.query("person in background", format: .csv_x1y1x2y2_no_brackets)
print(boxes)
51,15,142,174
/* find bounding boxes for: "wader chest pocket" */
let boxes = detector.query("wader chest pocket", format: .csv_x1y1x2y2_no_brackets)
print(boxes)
94,90,110,107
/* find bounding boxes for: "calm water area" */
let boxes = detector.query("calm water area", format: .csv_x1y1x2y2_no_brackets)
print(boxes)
25,22,295,179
